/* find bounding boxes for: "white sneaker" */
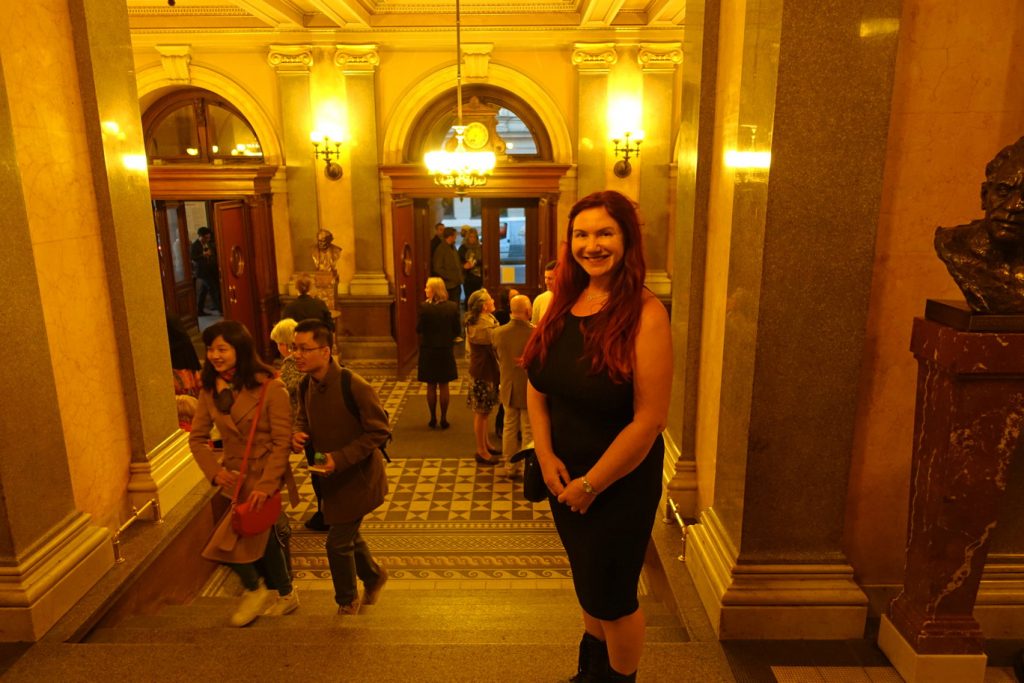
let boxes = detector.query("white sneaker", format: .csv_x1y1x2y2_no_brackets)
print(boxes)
264,589,300,616
230,586,275,627
500,464,521,479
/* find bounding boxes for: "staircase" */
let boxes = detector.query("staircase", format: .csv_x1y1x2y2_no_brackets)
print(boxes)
36,584,730,682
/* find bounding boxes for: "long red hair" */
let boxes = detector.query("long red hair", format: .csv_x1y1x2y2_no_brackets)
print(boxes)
520,190,646,383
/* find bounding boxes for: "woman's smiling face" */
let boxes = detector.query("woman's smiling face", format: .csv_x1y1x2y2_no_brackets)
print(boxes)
206,336,237,374
571,206,624,284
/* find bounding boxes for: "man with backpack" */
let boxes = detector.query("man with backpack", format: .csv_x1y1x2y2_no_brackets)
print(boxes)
290,319,390,614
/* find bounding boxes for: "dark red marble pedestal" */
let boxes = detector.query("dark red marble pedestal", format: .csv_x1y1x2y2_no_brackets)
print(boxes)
888,310,1024,655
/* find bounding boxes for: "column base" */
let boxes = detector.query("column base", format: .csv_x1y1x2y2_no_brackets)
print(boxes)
879,615,986,683
975,560,1024,638
645,269,672,297
127,431,204,515
662,431,698,517
686,508,867,639
0,513,112,641
347,271,390,296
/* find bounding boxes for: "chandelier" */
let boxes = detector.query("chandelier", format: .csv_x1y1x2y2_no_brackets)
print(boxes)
423,0,496,193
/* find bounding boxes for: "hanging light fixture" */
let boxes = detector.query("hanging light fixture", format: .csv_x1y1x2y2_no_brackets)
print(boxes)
423,0,496,193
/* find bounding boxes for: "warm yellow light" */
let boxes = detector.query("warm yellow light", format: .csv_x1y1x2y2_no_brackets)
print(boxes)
859,18,899,38
121,154,148,172
724,150,772,169
425,132,496,193
608,97,643,141
186,147,199,156
211,145,220,153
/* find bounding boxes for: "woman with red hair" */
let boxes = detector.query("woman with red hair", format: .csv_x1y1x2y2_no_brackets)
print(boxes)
523,190,672,682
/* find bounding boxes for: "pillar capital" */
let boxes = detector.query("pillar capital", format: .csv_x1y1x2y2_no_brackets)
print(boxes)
268,44,314,72
462,43,493,80
638,42,683,72
333,44,380,74
572,43,618,72
155,44,191,83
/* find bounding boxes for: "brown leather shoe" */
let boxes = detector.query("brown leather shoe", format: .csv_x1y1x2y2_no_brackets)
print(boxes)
362,567,389,605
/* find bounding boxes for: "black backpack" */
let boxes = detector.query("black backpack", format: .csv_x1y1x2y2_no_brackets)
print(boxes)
339,368,392,463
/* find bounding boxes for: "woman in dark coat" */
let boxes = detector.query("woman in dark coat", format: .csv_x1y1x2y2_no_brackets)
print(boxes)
417,277,462,428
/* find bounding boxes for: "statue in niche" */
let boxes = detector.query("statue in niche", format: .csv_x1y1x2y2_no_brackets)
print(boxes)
935,136,1024,314
311,228,342,310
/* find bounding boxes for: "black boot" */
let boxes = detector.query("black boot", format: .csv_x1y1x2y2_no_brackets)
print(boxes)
603,666,637,682
562,632,608,682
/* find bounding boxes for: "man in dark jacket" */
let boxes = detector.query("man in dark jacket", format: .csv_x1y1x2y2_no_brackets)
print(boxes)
190,227,221,315
291,319,390,614
432,227,463,306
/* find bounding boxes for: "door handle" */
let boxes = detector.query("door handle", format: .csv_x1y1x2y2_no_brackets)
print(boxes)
228,285,238,305
399,284,407,303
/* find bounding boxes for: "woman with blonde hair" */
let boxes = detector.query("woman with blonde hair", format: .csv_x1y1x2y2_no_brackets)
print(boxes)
417,276,461,428
465,288,502,464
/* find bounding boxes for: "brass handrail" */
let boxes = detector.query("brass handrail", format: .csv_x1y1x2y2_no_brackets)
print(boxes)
111,497,164,564
663,497,688,562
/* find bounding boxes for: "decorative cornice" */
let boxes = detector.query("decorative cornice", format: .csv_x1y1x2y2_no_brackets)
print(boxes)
267,44,313,72
572,42,617,72
155,44,191,83
637,42,683,72
462,43,493,80
333,44,380,74
128,5,249,16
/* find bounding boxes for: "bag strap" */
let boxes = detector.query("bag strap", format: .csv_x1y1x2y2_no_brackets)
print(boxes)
340,368,392,463
231,381,271,505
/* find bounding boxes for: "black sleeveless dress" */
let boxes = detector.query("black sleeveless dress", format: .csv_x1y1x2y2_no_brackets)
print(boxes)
528,313,663,620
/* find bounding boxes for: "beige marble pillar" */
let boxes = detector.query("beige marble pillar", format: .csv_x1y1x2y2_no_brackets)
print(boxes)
638,43,681,299
685,0,900,638
573,44,617,197
71,0,202,515
666,5,717,518
268,45,318,275
335,45,388,297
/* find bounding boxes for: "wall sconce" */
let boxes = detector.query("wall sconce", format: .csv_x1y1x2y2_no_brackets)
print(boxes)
611,132,643,178
310,132,343,181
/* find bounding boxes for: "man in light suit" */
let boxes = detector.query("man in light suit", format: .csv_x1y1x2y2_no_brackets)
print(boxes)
492,295,534,478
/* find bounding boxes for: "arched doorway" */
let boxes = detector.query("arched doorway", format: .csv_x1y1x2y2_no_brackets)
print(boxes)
142,88,281,360
384,85,570,370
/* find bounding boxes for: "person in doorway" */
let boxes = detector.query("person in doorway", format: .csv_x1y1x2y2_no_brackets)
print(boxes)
191,227,221,315
429,222,446,276
432,227,463,306
290,319,390,615
523,190,672,682
465,288,502,465
532,260,558,325
492,294,534,478
188,320,299,626
459,227,483,304
282,274,333,327
417,277,461,429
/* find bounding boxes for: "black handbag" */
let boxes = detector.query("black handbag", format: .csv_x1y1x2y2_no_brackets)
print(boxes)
510,447,546,503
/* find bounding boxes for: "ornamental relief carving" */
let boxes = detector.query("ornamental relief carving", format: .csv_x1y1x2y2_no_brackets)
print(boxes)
334,45,380,73
637,43,683,71
572,43,618,71
267,46,314,71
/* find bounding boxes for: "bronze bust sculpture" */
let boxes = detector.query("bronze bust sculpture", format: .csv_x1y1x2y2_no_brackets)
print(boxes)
312,228,342,276
935,136,1024,314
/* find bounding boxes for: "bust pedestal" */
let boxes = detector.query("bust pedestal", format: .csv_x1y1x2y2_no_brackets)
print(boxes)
313,271,337,311
880,301,1024,682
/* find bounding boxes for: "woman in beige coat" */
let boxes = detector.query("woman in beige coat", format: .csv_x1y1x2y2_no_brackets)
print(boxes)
189,320,298,627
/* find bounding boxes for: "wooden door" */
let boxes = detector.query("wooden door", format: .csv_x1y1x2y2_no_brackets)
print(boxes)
153,201,199,322
392,197,419,372
213,200,259,342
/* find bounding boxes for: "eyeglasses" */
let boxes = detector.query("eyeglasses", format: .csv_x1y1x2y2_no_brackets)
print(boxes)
289,344,328,355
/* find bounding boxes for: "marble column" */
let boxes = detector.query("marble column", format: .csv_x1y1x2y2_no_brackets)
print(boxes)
878,314,1024,683
572,43,617,198
685,0,899,638
71,0,202,515
332,45,394,359
268,45,318,275
638,43,681,299
666,3,718,518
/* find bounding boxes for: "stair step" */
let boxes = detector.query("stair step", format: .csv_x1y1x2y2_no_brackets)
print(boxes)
88,624,689,645
7,642,731,683
111,608,682,633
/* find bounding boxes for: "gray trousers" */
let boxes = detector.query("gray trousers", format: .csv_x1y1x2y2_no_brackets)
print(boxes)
325,517,383,606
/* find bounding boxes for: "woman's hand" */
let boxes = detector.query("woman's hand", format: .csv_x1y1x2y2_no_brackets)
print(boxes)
538,453,570,497
214,468,239,489
246,489,269,511
557,478,596,514
291,431,309,453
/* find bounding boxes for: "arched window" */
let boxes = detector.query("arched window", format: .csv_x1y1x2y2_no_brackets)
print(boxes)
406,85,552,163
143,88,263,164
